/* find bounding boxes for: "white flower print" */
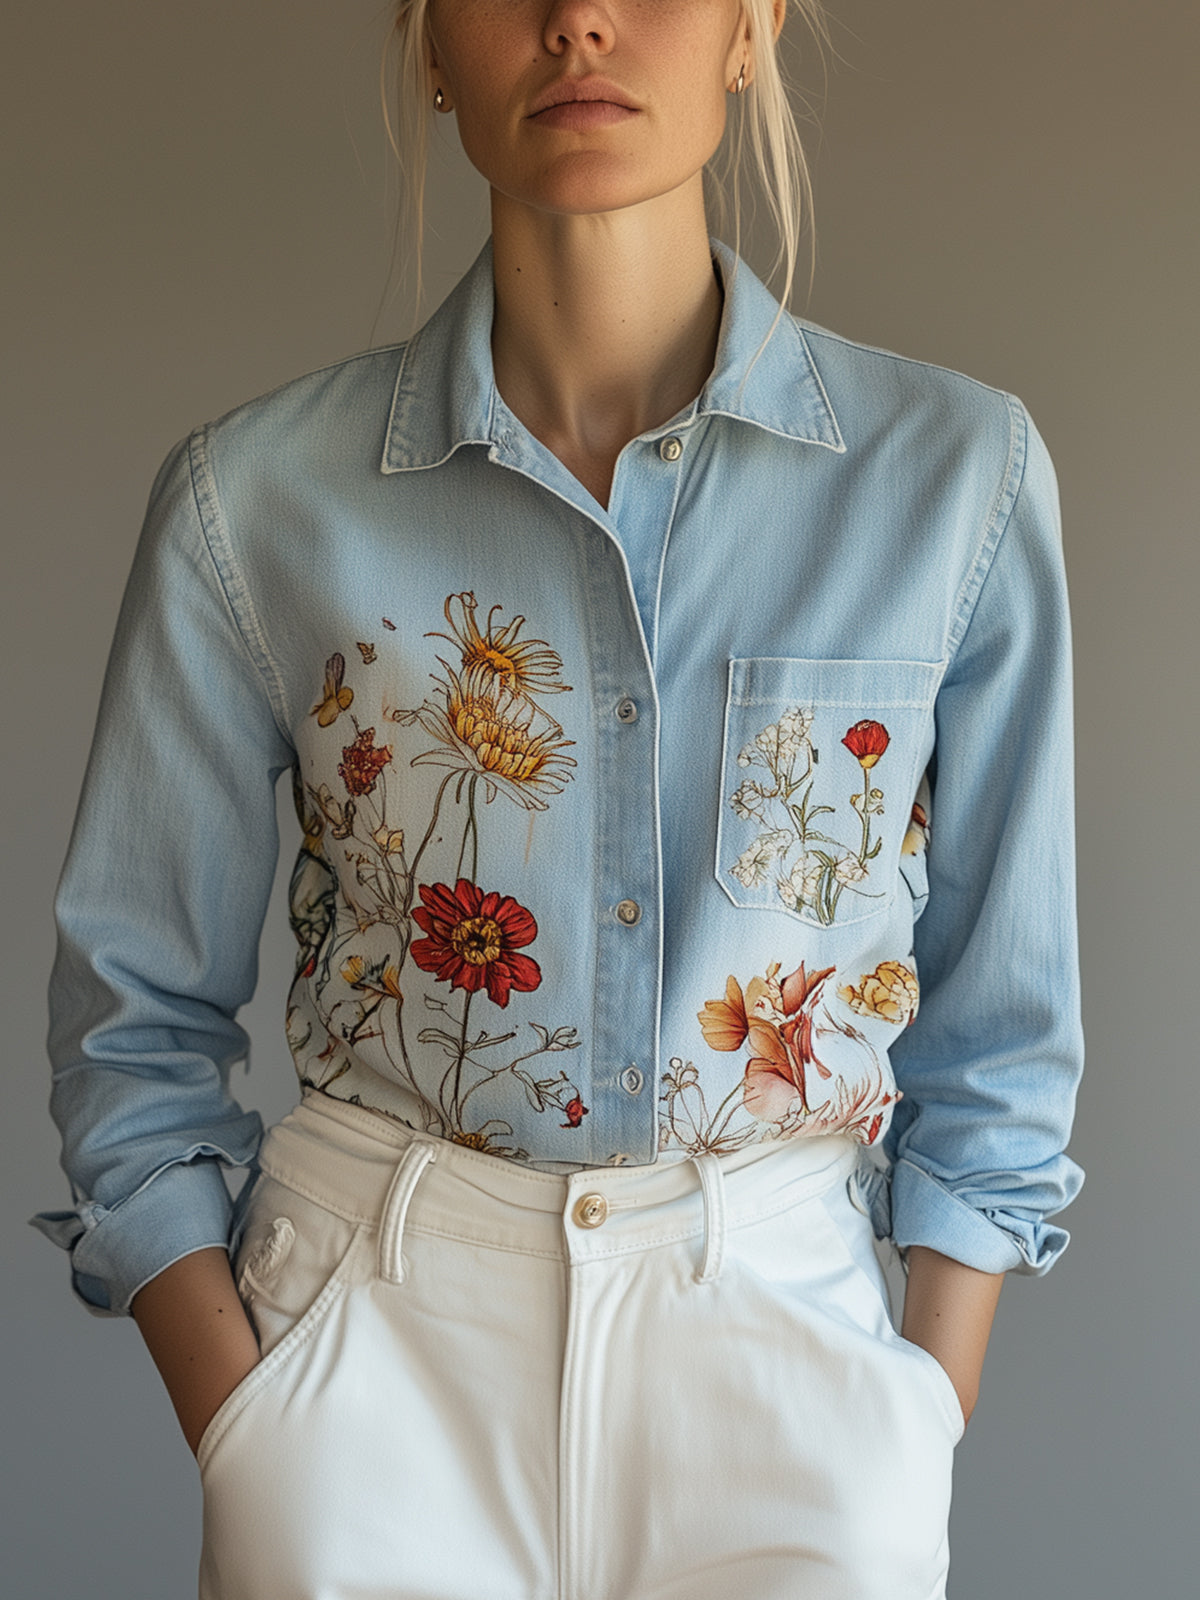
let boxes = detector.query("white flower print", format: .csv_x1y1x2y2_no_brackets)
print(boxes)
730,831,791,888
731,779,769,820
777,706,814,756
760,828,793,857
754,723,782,760
778,853,824,910
730,843,771,889
723,704,893,925
834,854,869,887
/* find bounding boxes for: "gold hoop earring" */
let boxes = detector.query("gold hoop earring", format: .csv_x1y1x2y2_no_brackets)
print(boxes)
433,86,447,112
733,65,746,95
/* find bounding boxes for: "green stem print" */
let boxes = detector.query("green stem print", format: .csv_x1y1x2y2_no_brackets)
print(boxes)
454,775,480,885
727,711,892,926
447,988,474,1126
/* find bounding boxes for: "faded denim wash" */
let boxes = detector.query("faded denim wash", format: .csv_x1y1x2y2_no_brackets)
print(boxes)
34,241,1084,1313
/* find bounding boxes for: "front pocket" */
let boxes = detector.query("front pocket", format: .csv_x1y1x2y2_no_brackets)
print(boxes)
233,1173,361,1360
900,1334,967,1442
717,658,944,928
196,1219,367,1476
814,1175,966,1445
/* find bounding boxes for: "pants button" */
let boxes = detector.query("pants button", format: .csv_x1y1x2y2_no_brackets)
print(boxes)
573,1192,609,1229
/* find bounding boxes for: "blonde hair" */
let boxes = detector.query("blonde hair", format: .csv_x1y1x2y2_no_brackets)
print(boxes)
714,0,827,316
383,0,826,319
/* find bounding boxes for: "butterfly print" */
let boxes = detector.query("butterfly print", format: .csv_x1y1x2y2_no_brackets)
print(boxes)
311,653,354,727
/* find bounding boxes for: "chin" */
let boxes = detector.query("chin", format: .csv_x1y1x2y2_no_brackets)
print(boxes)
497,158,703,221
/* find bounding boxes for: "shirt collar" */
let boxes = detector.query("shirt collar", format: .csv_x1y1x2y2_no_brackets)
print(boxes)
382,237,844,474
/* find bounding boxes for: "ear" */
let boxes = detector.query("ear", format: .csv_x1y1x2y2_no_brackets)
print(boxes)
423,5,441,74
736,1,785,91
424,13,449,105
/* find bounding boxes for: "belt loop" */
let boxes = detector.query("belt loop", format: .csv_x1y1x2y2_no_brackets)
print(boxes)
693,1154,727,1285
378,1140,437,1285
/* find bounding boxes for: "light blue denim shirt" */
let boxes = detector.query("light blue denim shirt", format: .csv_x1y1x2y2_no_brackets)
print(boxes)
34,240,1084,1313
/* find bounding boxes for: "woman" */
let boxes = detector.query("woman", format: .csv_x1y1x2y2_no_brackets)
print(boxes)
34,1,1083,1595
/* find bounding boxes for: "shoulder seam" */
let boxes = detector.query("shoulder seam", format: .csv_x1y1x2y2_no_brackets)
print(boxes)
793,318,1011,402
186,425,293,747
204,343,407,433
944,394,1029,663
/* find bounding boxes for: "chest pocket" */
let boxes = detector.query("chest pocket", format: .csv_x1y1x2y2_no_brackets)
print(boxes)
716,658,944,930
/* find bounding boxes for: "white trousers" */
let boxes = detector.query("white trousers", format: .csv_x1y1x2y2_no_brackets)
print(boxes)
197,1093,963,1600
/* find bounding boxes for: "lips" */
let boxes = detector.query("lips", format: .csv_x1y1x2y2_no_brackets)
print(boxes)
528,76,638,118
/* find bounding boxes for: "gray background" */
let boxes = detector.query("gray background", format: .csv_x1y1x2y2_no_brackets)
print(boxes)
4,1,1197,1593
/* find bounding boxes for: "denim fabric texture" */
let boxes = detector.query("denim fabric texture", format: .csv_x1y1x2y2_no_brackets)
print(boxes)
33,240,1084,1313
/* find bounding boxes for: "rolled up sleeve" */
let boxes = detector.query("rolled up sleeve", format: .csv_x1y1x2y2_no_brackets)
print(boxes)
31,432,294,1314
882,403,1085,1275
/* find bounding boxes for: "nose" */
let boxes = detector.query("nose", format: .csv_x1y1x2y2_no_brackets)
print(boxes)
541,0,616,56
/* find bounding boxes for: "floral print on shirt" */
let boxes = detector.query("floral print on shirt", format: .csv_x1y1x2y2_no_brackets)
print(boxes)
660,953,920,1156
285,593,586,1157
726,708,895,926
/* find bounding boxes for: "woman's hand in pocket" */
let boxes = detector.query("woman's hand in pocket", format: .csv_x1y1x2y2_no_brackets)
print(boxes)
900,1246,1004,1427
132,1246,263,1457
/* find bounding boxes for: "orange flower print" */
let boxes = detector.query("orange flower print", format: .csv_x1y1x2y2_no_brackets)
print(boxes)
341,954,404,1002
841,719,890,770
396,593,576,812
561,1095,589,1129
697,972,781,1056
697,975,751,1052
403,667,576,811
700,962,835,1125
839,960,920,1027
740,961,836,1121
432,591,570,700
676,958,902,1154
339,727,393,797
410,879,542,1008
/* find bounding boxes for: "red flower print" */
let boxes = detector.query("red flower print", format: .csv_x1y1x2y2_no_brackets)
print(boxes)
841,719,890,770
410,879,542,1007
339,727,392,796
561,1096,588,1129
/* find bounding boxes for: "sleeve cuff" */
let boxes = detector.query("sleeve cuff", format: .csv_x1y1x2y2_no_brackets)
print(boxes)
871,1157,1072,1277
30,1156,238,1316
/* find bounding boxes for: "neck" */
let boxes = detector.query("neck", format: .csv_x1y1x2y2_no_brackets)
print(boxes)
488,180,722,507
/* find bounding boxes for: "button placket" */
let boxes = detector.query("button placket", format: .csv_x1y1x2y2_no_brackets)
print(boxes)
581,508,662,1166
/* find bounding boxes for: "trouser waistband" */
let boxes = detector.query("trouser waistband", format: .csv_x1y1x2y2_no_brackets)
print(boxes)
255,1090,858,1283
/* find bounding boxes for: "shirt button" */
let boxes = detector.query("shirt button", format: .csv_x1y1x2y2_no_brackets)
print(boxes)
659,435,683,462
573,1192,609,1229
620,1065,644,1095
615,697,638,724
615,899,641,926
